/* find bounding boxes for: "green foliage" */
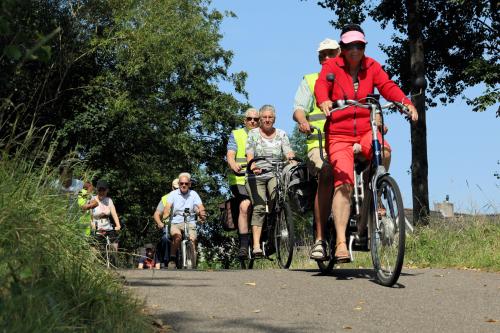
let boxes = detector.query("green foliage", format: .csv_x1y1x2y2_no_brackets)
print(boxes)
316,0,499,115
1,0,248,256
289,124,308,162
0,145,151,332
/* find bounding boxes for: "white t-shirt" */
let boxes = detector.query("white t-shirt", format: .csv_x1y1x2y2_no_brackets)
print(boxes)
91,196,115,231
167,189,202,224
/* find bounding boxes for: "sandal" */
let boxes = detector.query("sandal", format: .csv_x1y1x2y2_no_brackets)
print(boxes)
252,248,263,257
334,241,351,263
309,240,328,261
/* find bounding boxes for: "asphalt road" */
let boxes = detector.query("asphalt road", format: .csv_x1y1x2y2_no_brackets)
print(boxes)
120,267,500,333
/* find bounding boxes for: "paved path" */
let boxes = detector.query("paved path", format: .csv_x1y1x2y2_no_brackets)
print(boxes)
120,268,500,332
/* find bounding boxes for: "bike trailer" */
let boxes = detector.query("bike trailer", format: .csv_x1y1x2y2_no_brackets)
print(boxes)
283,163,317,213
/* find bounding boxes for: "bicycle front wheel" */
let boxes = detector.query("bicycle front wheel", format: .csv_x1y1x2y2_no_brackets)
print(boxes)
185,242,197,269
370,175,405,286
274,201,295,269
316,217,335,274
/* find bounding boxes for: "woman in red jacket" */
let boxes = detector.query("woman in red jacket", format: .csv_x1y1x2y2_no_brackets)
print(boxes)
314,24,418,262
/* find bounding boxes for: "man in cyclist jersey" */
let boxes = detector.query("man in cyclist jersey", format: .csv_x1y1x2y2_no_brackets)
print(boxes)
227,107,259,259
293,38,340,261
161,172,206,269
153,178,179,268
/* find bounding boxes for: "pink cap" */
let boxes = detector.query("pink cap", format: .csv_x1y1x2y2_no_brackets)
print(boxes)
340,31,367,44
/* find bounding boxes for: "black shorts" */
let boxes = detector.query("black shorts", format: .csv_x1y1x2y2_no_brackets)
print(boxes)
230,185,249,200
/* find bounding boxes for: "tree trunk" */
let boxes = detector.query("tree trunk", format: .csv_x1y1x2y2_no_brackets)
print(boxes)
406,0,430,224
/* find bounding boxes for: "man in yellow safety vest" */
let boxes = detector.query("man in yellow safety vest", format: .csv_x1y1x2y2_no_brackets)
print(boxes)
226,108,260,258
293,38,340,260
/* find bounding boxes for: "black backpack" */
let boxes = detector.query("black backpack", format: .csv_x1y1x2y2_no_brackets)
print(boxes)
283,163,317,213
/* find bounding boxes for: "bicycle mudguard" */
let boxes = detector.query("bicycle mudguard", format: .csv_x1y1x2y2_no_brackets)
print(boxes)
373,165,389,187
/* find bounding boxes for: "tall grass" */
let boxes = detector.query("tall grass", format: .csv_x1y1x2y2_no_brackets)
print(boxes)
406,215,500,271
0,131,151,332
289,214,500,272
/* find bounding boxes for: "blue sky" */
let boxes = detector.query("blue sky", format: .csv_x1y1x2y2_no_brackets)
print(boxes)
210,0,499,214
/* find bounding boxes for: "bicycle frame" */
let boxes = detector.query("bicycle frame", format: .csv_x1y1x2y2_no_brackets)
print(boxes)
314,96,411,259
93,228,116,269
169,208,197,269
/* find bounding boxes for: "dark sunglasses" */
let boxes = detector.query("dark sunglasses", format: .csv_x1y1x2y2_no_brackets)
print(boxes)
179,182,190,185
343,43,366,51
246,117,259,122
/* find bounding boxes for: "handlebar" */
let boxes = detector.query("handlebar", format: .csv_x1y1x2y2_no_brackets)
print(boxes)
246,156,302,175
330,98,411,120
232,164,247,177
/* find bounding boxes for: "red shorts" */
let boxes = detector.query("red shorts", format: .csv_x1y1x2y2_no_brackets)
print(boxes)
326,131,391,188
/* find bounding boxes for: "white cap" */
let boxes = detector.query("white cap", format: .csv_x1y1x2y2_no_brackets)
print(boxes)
317,38,340,52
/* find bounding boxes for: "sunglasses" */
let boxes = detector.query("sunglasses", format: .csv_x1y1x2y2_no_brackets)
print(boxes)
319,50,338,58
246,117,259,122
343,43,366,51
179,182,190,185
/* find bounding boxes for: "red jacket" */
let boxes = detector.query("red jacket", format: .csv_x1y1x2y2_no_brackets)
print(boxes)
314,55,412,136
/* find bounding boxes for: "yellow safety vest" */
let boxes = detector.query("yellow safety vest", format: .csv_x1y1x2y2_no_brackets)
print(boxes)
304,73,326,152
77,188,92,236
161,194,169,206
228,128,248,186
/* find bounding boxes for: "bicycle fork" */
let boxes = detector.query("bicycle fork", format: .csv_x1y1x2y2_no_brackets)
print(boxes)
181,239,188,268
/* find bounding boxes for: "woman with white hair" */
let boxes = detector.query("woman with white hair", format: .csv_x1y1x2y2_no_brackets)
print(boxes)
245,104,295,256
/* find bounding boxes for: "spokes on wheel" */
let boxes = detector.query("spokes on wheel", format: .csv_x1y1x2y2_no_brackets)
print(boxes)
274,202,295,269
370,175,405,287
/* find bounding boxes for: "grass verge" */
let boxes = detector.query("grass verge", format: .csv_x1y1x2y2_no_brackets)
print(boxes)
289,214,500,272
0,155,152,332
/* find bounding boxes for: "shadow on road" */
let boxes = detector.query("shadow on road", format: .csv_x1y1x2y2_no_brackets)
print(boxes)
293,268,417,288
126,279,211,288
156,310,315,333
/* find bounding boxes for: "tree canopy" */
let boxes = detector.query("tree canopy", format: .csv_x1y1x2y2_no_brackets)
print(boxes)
316,0,499,115
1,0,248,255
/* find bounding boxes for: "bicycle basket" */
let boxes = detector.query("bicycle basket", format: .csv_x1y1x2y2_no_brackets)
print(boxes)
283,163,317,213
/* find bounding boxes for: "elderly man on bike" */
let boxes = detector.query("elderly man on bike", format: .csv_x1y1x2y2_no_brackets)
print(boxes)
153,178,179,269
293,38,340,261
314,24,417,262
227,107,260,259
245,105,295,257
161,172,206,269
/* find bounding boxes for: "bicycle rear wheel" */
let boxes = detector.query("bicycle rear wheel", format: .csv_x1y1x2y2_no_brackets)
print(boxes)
370,175,405,286
185,242,197,269
274,201,295,269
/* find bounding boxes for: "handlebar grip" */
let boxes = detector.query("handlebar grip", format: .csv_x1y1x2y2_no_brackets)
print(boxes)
393,101,411,119
246,157,267,174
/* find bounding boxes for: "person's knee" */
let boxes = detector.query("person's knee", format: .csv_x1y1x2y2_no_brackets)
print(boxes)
171,233,181,241
240,199,251,214
335,183,352,197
